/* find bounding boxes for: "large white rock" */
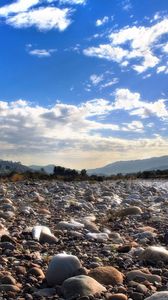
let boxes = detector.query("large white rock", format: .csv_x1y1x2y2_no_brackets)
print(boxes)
46,253,82,286
32,226,51,240
145,291,168,299
32,226,58,244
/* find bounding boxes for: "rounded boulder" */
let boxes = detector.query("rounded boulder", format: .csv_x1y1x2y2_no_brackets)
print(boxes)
62,275,106,298
46,253,82,286
89,266,124,285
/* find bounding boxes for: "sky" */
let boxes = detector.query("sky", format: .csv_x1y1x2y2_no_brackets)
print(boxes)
0,0,168,169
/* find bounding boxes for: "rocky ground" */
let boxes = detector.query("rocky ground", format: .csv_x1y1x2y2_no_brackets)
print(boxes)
0,179,168,300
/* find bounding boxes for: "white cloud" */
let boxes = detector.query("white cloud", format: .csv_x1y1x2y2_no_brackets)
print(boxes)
96,16,109,27
59,0,86,4
143,73,151,79
100,78,119,89
84,44,128,62
122,120,144,132
163,43,168,53
84,18,168,73
0,0,74,31
90,74,104,86
114,89,168,119
6,7,71,31
122,0,132,11
28,48,57,57
0,0,40,16
88,73,119,90
157,65,167,73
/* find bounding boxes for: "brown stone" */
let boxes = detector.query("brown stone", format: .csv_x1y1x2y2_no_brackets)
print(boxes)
28,267,45,279
1,275,16,285
89,266,123,285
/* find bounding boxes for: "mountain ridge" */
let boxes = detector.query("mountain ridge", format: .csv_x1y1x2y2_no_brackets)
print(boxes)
87,155,168,175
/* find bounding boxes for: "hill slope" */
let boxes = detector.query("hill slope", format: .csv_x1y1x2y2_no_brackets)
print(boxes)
87,156,168,176
0,160,31,175
30,164,55,174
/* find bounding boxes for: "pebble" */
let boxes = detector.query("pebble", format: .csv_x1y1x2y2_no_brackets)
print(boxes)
0,284,20,293
126,270,161,283
86,232,109,242
28,267,45,279
58,220,84,230
1,275,16,285
107,294,128,300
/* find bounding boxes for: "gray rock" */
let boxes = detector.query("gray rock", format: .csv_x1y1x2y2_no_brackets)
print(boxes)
145,291,168,299
46,253,82,286
62,275,106,298
126,270,161,283
140,246,168,263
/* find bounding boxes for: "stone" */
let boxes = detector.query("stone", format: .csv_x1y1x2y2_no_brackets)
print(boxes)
110,232,123,244
38,208,51,215
84,221,99,233
28,267,45,279
15,266,26,275
86,232,109,242
126,270,161,284
32,225,58,244
33,288,56,297
145,291,168,299
46,253,82,286
89,266,123,285
1,235,16,244
140,246,168,263
62,275,106,298
57,220,84,230
130,291,144,300
1,275,16,285
0,242,15,250
108,206,142,220
118,244,132,253
107,294,128,300
0,284,20,293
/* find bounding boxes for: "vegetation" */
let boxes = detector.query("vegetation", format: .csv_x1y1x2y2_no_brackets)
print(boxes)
0,165,168,182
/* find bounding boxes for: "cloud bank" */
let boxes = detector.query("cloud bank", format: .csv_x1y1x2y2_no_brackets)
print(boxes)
0,89,167,168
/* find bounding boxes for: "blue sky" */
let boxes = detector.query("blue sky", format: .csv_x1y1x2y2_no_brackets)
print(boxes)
0,0,168,169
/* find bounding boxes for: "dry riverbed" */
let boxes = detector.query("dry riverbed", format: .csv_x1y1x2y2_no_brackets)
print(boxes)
0,179,168,300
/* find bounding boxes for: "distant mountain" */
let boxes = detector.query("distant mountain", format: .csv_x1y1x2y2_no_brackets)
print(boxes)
0,160,31,175
87,156,168,176
30,164,55,174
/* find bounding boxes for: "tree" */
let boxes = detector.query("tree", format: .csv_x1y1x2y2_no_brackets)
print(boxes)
80,169,87,177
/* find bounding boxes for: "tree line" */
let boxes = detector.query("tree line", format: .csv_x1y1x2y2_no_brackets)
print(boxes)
0,165,168,182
